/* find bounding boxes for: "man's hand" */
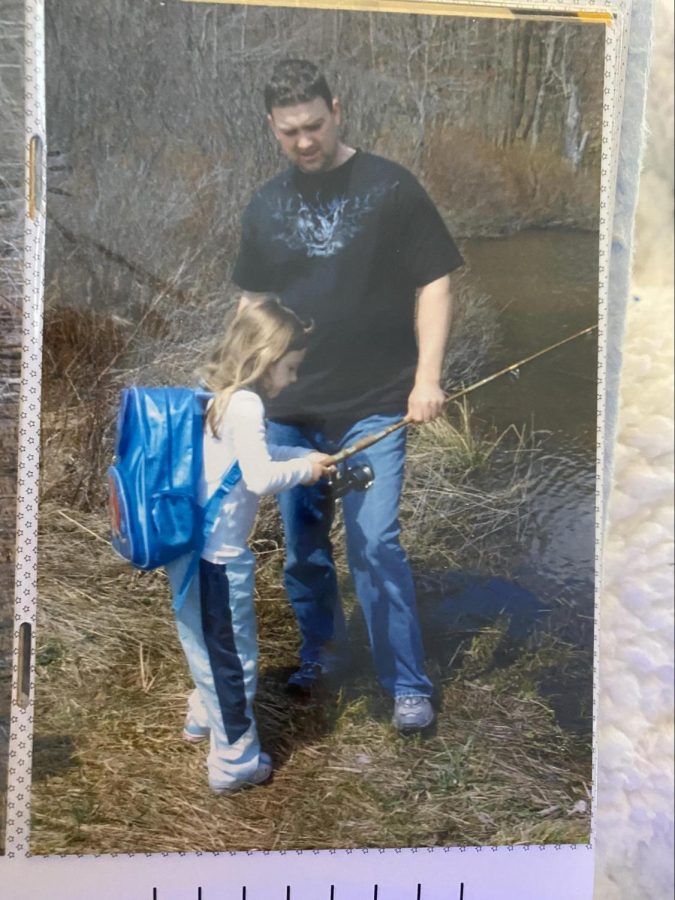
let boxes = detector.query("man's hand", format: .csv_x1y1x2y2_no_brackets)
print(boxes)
407,379,446,424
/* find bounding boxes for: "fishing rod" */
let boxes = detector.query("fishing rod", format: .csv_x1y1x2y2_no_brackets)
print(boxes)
326,323,597,469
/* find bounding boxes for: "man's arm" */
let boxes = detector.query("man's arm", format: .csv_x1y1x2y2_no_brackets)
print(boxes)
407,274,453,424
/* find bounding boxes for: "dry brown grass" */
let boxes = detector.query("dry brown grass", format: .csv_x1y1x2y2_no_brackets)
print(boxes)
30,279,592,854
401,406,537,575
30,415,591,854
420,126,600,236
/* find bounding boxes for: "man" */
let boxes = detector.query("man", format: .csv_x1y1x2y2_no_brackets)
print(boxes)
233,59,464,732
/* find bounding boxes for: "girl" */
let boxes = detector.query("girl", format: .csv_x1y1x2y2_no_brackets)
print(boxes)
166,297,333,794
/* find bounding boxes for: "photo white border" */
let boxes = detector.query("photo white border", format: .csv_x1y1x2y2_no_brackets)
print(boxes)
2,0,629,894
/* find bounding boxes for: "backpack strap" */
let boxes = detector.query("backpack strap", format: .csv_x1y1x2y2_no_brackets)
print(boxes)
172,461,243,612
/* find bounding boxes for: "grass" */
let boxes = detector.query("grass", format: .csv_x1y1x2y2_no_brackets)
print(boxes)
30,406,592,854
401,406,537,575
419,127,601,236
29,284,593,853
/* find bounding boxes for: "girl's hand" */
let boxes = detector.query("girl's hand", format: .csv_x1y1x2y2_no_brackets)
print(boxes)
305,452,336,484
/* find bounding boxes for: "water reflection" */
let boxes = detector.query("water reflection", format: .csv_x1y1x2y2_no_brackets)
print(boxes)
419,229,598,680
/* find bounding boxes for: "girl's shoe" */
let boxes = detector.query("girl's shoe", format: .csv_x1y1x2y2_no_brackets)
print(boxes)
182,720,210,744
209,753,273,794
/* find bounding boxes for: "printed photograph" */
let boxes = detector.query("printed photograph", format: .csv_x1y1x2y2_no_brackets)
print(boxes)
31,0,603,853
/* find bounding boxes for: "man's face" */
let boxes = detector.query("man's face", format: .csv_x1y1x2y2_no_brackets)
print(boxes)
268,97,341,173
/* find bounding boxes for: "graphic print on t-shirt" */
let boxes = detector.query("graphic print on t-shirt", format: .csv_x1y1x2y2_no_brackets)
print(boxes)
233,152,464,423
268,182,394,258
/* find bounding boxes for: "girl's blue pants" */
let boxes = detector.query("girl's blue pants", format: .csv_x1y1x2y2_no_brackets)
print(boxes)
166,550,261,790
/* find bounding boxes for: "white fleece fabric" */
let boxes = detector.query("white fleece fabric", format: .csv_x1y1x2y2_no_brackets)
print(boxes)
595,0,675,895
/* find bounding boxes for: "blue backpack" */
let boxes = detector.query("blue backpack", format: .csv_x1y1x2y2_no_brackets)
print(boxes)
107,386,241,610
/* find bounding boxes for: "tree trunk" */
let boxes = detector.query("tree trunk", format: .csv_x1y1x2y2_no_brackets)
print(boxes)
529,26,559,148
513,21,533,138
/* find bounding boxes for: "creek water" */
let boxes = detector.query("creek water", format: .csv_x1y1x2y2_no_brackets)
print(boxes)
461,228,599,443
430,228,599,652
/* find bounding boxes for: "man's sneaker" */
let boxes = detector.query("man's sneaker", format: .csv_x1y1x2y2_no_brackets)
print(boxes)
182,720,209,744
286,662,326,696
392,696,435,733
209,753,273,795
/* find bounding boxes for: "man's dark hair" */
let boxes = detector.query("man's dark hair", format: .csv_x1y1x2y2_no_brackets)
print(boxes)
264,59,333,114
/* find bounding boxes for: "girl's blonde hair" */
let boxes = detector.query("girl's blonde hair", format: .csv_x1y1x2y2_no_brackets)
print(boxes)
202,295,310,437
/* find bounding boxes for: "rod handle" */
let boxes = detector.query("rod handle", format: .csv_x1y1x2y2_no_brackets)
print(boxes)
325,415,411,466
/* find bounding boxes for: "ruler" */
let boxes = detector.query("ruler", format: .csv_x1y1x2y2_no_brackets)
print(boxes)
3,845,594,899
151,887,464,900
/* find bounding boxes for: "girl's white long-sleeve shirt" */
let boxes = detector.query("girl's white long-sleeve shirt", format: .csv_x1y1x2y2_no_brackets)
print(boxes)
199,389,314,564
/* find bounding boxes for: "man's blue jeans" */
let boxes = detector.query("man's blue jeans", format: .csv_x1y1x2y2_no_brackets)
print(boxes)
267,414,433,699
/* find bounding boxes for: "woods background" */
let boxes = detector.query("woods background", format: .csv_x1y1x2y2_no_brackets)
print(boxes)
45,2,603,310
41,0,604,509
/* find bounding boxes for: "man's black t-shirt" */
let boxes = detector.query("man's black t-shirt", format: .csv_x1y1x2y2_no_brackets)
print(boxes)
233,150,464,429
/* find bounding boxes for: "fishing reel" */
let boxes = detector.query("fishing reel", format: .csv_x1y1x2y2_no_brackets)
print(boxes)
328,462,375,498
